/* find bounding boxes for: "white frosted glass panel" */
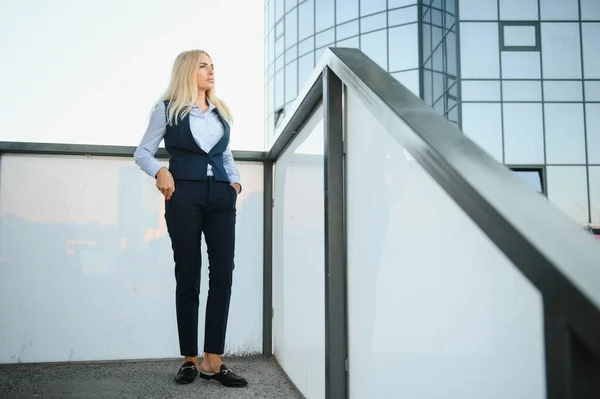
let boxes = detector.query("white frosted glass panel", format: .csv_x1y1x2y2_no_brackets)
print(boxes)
273,105,325,399
0,156,264,363
0,1,265,151
345,88,546,399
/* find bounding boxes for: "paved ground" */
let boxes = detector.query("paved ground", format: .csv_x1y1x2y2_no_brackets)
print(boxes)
0,356,302,399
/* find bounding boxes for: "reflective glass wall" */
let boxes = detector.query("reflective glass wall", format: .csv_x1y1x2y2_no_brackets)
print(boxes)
458,0,600,226
264,0,421,147
264,0,600,226
421,0,459,124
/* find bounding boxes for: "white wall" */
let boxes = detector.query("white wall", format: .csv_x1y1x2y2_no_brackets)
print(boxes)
0,155,264,363
272,105,325,399
345,88,546,399
0,0,265,150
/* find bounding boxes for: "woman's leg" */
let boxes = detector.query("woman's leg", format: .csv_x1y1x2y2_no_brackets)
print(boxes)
198,180,247,387
201,184,236,360
164,181,204,366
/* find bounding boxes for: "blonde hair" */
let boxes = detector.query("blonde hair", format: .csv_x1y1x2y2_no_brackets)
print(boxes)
159,49,233,125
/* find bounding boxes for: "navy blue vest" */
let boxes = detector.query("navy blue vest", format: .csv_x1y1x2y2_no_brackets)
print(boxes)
163,101,230,182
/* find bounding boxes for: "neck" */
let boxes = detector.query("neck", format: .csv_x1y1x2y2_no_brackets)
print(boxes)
196,90,207,108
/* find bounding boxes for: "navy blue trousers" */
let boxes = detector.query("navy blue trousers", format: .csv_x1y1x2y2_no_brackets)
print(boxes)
164,178,237,356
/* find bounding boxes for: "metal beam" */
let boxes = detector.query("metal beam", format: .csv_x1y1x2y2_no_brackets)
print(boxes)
323,66,348,399
0,141,266,161
262,159,274,358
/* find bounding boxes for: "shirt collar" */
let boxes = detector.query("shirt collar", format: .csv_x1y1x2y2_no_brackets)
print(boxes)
189,99,216,111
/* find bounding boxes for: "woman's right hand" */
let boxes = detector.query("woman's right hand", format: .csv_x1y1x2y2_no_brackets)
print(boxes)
156,167,175,201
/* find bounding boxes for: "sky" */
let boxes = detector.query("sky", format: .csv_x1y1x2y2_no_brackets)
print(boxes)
0,0,266,150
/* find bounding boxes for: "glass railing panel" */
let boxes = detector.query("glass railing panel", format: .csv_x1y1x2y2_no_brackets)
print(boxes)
344,88,546,399
0,154,264,363
272,104,325,399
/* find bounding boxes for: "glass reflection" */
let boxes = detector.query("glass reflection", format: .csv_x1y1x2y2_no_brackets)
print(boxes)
503,25,536,47
315,0,335,32
389,24,419,71
500,0,538,20
503,104,544,164
502,81,542,102
547,166,590,225
458,0,498,20
298,0,314,40
388,6,418,27
392,70,420,97
337,20,359,41
337,0,358,23
541,23,582,79
587,104,600,164
512,170,544,194
540,0,579,20
543,81,583,102
461,80,500,101
586,81,600,102
285,9,298,49
545,103,586,164
582,23,600,79
336,36,360,48
360,0,386,16
501,52,541,79
285,61,298,103
298,52,315,93
461,103,503,162
460,23,500,79
589,167,600,224
361,12,387,34
316,28,335,48
361,30,388,71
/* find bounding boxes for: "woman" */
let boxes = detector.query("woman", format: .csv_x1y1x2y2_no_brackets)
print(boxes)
133,49,247,388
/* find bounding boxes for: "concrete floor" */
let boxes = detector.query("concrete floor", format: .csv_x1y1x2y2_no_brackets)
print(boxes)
0,356,302,399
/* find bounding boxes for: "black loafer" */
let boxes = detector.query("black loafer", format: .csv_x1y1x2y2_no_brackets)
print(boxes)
174,361,198,384
199,364,248,388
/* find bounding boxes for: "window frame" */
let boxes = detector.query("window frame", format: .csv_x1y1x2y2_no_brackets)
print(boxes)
499,21,541,52
509,166,546,196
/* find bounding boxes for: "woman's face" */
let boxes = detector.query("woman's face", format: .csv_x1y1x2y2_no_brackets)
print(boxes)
196,53,214,91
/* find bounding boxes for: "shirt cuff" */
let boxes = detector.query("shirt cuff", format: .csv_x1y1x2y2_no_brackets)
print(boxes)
149,162,165,179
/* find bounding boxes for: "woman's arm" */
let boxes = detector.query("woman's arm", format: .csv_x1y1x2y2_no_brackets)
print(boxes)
223,142,242,193
134,101,167,178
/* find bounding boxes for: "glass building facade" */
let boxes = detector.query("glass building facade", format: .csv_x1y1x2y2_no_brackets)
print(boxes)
264,0,600,227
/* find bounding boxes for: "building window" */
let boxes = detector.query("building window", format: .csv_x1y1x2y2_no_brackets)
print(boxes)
274,107,285,128
510,167,545,195
500,22,540,51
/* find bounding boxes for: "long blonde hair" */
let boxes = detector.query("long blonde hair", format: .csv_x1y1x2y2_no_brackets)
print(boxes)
159,49,233,125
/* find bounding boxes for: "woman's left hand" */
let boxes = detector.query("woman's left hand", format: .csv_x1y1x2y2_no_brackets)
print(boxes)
231,183,241,194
